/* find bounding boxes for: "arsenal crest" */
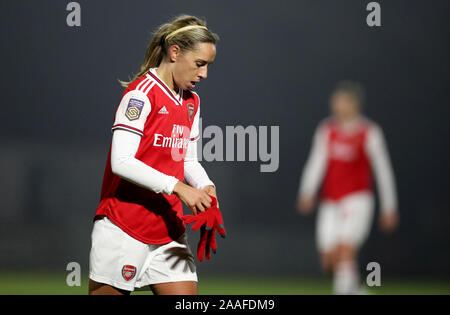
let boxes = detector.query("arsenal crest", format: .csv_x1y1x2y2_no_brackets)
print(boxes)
122,265,136,281
187,103,195,121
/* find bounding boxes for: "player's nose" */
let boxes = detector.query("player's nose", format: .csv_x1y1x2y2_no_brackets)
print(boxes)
198,66,208,80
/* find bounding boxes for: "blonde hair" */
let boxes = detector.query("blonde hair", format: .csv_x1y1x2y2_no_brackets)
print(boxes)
119,15,219,88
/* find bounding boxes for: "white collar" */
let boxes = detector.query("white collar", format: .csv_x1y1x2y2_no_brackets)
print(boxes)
149,68,183,103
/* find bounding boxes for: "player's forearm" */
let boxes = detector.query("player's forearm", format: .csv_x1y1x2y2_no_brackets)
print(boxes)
373,154,398,212
299,157,325,197
184,160,215,190
299,127,328,197
183,134,214,190
367,126,398,212
112,155,179,195
111,129,179,195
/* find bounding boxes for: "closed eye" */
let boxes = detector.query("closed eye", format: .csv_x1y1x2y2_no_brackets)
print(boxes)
195,58,214,68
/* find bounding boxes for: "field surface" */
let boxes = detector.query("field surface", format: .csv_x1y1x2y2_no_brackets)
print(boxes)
0,273,449,295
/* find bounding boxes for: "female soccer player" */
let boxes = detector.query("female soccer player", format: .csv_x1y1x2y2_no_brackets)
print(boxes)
88,15,220,295
297,81,399,295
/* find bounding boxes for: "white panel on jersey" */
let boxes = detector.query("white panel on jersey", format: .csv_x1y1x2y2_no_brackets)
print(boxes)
189,105,200,142
188,92,201,142
112,89,152,136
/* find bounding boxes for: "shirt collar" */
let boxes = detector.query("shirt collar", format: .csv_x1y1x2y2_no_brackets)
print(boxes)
149,68,183,103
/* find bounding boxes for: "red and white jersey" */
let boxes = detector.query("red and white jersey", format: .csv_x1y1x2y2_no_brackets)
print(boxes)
299,116,397,212
95,68,200,245
322,119,371,199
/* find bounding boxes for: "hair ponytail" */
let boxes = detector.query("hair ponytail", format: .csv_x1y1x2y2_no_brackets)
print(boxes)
119,15,219,88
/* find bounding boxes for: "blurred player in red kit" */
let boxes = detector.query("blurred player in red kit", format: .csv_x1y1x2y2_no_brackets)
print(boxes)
297,81,399,294
88,15,220,295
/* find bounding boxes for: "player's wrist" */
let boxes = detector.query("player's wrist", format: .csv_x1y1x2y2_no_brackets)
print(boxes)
167,178,181,195
381,207,397,215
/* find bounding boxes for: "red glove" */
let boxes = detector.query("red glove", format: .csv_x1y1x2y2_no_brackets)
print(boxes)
182,195,226,262
197,226,215,262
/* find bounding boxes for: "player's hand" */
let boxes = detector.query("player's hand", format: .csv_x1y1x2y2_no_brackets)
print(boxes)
202,185,219,208
297,195,315,215
379,211,399,234
173,181,212,215
183,195,226,237
182,195,226,262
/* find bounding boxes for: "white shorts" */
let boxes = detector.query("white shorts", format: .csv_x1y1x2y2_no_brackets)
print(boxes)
89,217,197,292
316,191,374,253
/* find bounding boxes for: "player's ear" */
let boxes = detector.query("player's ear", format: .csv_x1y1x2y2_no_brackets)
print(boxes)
168,45,181,63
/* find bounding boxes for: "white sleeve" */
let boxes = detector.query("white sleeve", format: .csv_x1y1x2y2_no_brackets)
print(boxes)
183,105,215,189
298,124,328,196
111,129,179,195
112,89,151,136
366,124,398,213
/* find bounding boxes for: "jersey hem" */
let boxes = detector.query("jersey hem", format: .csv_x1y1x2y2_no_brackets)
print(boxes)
94,214,185,245
320,189,373,202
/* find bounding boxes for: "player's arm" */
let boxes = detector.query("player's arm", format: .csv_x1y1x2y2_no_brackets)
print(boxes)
366,124,399,233
183,103,218,206
184,140,217,203
297,123,328,214
111,129,177,194
110,89,211,213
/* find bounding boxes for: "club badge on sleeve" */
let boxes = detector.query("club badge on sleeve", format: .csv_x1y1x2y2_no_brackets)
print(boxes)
121,265,136,281
125,98,144,121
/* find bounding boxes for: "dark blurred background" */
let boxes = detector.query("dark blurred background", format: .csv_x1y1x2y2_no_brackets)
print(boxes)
0,0,449,288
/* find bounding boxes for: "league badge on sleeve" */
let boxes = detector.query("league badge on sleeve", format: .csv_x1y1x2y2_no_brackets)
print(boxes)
125,98,144,121
121,265,136,281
